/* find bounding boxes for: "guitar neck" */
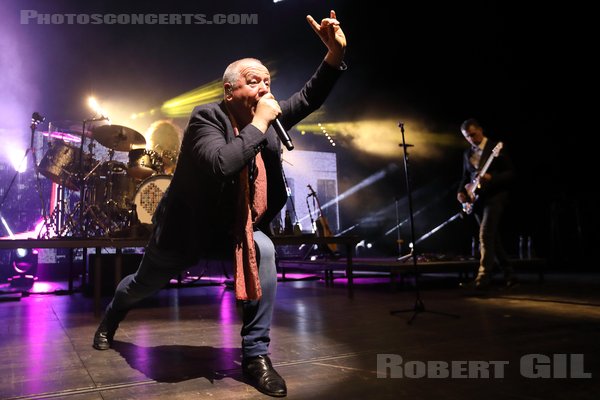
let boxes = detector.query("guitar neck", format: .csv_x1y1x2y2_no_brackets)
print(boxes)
477,154,495,178
475,141,503,180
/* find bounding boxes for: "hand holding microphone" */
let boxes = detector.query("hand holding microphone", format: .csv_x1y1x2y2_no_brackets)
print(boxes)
253,94,294,151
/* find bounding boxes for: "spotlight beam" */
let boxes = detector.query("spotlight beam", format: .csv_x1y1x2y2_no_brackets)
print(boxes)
414,212,463,245
0,213,15,238
384,182,459,237
297,165,396,226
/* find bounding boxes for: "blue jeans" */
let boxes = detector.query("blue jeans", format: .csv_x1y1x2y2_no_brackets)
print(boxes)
104,230,277,358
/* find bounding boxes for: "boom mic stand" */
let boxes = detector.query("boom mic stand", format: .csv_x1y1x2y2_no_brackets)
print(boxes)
390,122,460,324
0,113,48,237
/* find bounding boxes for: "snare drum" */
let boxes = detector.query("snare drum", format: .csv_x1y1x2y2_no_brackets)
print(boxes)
127,149,163,179
133,174,172,224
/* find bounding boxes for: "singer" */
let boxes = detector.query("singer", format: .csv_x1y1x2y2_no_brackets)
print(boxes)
93,10,347,398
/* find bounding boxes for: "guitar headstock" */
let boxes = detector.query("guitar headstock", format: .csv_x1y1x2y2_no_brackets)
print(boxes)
492,142,503,157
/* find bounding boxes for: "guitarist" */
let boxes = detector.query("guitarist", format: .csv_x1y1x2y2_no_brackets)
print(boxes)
457,118,516,290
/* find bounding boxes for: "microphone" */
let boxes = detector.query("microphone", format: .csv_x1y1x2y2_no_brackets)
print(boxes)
273,118,294,151
31,112,45,124
30,112,45,149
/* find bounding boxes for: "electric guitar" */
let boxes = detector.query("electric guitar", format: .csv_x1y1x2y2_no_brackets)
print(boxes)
307,184,337,253
462,142,503,214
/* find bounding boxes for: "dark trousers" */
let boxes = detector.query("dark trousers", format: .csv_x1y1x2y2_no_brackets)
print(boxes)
104,230,277,358
475,195,512,283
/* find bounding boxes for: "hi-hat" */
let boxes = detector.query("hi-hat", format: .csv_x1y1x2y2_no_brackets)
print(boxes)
91,124,146,151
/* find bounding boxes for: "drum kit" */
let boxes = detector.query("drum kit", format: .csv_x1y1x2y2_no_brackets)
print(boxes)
37,123,175,237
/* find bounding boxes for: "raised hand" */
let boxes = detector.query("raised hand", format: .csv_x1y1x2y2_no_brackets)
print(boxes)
306,10,347,67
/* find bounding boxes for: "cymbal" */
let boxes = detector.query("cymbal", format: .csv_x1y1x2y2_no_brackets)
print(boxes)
91,124,146,151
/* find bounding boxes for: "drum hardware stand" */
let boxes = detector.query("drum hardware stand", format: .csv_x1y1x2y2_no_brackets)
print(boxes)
77,116,108,237
390,122,460,324
40,181,69,238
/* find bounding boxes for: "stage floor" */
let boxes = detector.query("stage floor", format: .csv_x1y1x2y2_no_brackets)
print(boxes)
1,272,599,399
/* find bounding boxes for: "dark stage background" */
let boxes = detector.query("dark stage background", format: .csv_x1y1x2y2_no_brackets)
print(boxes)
0,0,594,267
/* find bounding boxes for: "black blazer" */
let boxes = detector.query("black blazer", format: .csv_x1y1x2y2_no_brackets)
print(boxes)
458,138,515,204
151,61,345,262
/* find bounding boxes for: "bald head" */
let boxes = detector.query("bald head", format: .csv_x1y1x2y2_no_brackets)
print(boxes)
222,58,272,126
223,58,265,96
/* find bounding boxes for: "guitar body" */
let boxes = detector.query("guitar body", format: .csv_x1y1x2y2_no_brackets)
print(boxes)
462,180,480,214
315,216,338,253
307,184,338,254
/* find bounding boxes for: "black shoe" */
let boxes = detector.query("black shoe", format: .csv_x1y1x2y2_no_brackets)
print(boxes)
459,280,491,296
459,280,490,290
505,277,519,289
242,355,287,397
93,309,126,350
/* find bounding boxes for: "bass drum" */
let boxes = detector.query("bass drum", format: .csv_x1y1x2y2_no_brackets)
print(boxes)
133,174,172,224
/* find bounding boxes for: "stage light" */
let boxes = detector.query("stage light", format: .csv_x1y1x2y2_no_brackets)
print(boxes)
297,118,464,158
88,96,99,110
8,248,38,289
130,67,278,119
6,145,27,172
162,80,229,118
88,96,109,120
355,240,374,256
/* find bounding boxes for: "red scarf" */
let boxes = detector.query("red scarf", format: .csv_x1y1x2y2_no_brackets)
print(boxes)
232,126,267,300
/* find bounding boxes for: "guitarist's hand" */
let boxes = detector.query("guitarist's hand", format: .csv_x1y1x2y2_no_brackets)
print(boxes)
457,192,468,204
480,173,492,184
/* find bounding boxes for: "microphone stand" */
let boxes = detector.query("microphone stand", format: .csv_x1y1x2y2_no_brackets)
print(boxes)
280,159,301,234
78,119,87,237
30,115,50,237
0,113,47,237
390,122,460,324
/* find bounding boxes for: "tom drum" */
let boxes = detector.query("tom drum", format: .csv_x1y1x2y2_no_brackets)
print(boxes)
38,142,91,190
127,148,163,179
